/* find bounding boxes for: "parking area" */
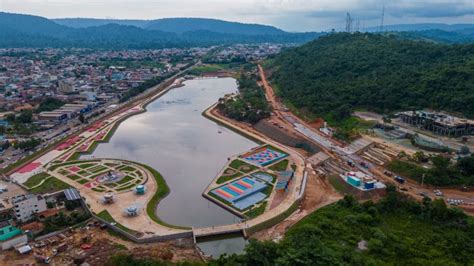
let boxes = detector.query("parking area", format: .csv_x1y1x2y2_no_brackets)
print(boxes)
0,180,26,200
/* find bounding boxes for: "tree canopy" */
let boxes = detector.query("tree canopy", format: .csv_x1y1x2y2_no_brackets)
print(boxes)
268,33,474,121
214,187,474,265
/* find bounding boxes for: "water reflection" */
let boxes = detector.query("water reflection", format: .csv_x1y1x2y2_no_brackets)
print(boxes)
83,78,257,227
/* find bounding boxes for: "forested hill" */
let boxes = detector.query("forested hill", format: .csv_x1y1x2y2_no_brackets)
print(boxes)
268,33,474,121
0,12,321,48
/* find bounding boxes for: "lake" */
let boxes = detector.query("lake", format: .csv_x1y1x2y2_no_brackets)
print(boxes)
83,77,255,256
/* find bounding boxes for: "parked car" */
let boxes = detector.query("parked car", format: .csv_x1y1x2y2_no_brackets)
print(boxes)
394,176,405,184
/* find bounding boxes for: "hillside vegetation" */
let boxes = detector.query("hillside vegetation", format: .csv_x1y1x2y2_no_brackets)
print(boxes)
388,153,474,186
268,33,474,122
214,187,474,265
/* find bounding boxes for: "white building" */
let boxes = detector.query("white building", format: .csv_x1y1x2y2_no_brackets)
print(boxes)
12,194,47,223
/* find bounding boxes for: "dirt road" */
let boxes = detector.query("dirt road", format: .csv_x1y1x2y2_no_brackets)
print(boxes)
252,165,341,241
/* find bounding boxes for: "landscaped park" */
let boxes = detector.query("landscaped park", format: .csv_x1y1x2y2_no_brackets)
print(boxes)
50,160,146,193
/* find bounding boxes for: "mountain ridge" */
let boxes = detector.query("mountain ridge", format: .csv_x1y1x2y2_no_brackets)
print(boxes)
53,17,287,35
0,12,322,48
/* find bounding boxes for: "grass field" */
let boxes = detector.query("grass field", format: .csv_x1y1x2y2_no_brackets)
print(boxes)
23,172,51,188
269,159,289,172
67,174,81,181
29,176,71,194
117,175,134,185
77,179,89,185
78,163,96,169
116,183,135,191
229,159,257,173
328,174,347,194
245,202,267,218
216,169,243,184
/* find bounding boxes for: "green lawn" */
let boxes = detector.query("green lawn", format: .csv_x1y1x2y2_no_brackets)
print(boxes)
117,165,136,172
245,202,267,218
269,159,289,171
77,170,89,176
24,172,51,188
67,174,81,181
230,159,257,173
29,176,70,194
77,179,89,185
78,163,96,169
328,174,345,193
116,183,135,191
216,169,243,184
88,165,108,173
117,175,134,185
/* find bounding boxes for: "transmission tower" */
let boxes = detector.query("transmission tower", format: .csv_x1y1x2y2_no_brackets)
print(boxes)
345,13,353,33
379,5,385,32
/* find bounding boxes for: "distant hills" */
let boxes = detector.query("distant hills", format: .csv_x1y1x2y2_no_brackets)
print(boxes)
366,23,474,32
365,23,474,44
0,12,321,49
53,17,286,35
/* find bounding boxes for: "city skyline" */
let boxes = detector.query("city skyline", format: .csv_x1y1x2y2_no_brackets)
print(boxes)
1,0,473,31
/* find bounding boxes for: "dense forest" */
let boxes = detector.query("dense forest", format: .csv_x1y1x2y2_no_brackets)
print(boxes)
268,33,474,122
218,72,271,124
214,187,474,265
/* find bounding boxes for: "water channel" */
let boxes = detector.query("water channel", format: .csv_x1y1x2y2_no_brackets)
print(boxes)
83,77,255,256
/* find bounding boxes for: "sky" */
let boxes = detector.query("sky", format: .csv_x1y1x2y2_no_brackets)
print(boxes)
1,0,473,31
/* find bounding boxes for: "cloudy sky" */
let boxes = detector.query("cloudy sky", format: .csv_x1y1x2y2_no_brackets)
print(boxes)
1,0,473,31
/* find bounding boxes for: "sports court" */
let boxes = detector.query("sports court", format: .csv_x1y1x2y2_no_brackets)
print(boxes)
211,177,267,210
241,146,288,166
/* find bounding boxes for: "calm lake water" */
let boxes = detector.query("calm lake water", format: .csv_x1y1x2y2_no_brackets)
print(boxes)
84,78,257,229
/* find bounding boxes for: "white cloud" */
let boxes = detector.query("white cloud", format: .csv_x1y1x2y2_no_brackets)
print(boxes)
0,0,473,31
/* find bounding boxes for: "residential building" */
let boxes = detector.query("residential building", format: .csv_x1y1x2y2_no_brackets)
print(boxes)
11,194,47,223
0,220,27,250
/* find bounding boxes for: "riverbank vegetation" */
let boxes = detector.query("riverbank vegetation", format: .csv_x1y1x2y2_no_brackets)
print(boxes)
218,70,271,124
388,153,474,186
214,186,474,265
